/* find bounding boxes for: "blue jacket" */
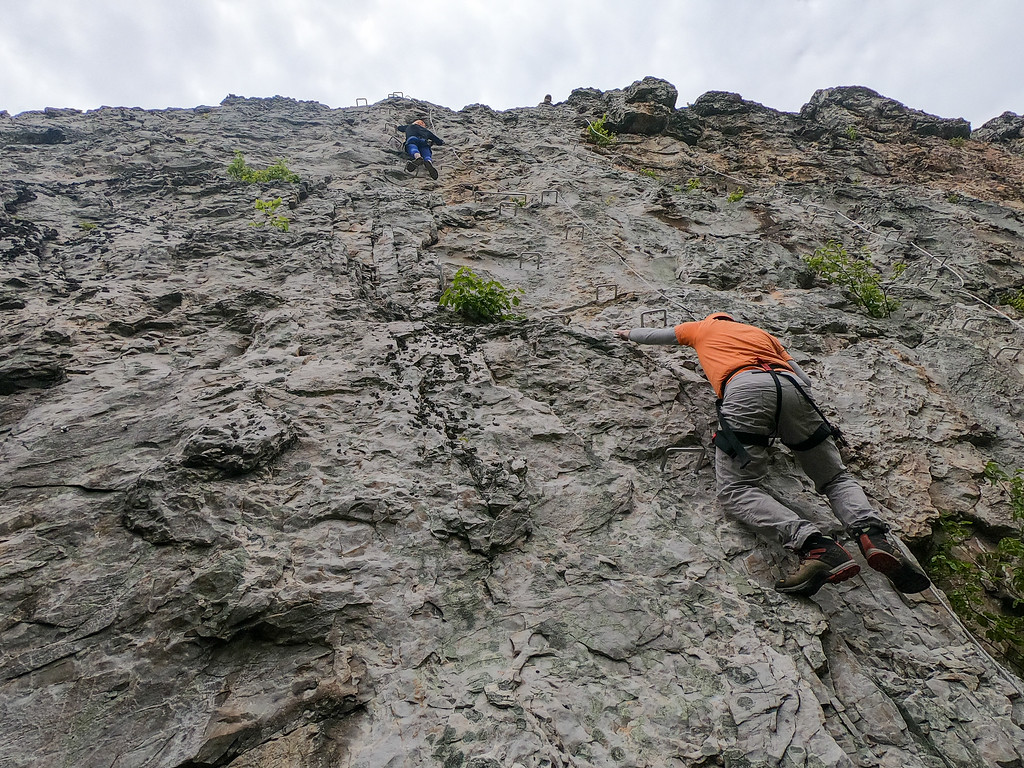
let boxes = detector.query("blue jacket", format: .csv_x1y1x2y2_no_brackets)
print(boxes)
397,124,445,146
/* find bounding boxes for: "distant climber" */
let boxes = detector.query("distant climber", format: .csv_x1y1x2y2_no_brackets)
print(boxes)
615,312,931,597
541,94,553,106
396,119,444,180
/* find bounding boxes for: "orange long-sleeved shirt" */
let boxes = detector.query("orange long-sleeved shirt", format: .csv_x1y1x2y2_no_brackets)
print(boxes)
672,315,794,398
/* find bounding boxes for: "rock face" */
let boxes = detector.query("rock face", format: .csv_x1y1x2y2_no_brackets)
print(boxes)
2,81,1024,767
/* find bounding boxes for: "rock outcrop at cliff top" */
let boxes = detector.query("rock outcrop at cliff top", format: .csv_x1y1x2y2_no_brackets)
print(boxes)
2,77,1024,767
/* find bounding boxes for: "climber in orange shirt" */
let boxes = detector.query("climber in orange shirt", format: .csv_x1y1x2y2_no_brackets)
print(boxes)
616,312,930,597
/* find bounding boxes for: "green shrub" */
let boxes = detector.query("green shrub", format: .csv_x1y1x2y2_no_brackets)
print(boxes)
950,136,966,148
803,240,899,318
228,151,300,183
927,462,1024,671
726,188,745,203
1000,288,1024,312
439,267,523,322
845,126,859,141
586,114,614,147
639,168,659,180
985,461,1024,522
250,197,290,232
687,177,701,191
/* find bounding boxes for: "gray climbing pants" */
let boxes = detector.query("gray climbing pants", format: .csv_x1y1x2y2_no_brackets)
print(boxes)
715,370,884,550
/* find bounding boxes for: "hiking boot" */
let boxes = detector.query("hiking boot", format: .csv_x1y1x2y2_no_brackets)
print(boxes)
853,525,931,593
405,160,418,172
423,159,438,179
775,535,860,596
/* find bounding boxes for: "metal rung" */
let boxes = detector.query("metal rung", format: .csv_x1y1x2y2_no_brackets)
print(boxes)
499,202,518,217
519,251,541,270
996,346,1023,361
388,91,405,98
961,317,986,330
916,276,941,289
565,225,585,240
641,309,668,328
355,98,368,107
541,190,559,204
660,447,707,473
595,284,618,302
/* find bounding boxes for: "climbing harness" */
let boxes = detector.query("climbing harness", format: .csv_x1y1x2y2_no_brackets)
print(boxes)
712,363,844,467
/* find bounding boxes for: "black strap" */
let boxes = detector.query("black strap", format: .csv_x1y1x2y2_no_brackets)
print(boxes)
784,422,833,451
713,400,754,467
768,369,783,443
715,368,845,459
786,376,847,448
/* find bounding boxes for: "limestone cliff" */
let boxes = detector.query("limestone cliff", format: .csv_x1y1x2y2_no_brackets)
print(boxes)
2,78,1024,767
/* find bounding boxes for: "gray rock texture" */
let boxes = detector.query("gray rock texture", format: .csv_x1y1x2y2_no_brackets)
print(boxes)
2,81,1024,767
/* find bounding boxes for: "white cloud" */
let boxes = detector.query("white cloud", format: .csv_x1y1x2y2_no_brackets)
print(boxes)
1,0,1020,127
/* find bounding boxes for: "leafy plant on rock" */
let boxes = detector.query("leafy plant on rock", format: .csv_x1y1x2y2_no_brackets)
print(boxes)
1000,288,1024,313
687,177,701,191
228,150,300,183
439,267,523,323
803,239,900,318
927,461,1024,672
639,168,660,180
726,188,745,203
250,197,290,232
586,114,614,147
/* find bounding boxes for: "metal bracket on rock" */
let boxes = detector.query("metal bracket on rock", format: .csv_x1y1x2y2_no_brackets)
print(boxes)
388,91,405,99
661,447,707,473
996,346,1023,362
541,190,559,204
595,284,618,302
565,225,585,240
545,313,571,326
519,252,542,270
641,309,668,328
499,202,519,217
355,98,368,107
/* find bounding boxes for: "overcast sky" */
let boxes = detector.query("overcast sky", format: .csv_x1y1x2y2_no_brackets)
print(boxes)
2,0,1021,128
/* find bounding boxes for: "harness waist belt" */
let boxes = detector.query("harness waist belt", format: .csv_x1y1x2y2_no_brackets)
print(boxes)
713,366,844,461
721,362,793,393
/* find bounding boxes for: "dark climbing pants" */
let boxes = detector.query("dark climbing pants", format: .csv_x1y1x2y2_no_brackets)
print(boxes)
406,137,432,162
